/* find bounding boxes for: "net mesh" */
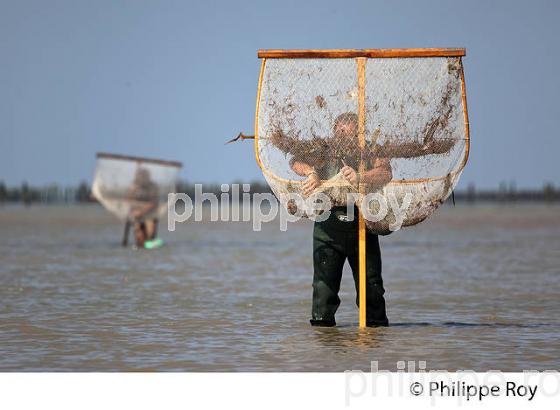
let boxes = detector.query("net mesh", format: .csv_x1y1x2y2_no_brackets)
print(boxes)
92,155,181,222
257,57,468,234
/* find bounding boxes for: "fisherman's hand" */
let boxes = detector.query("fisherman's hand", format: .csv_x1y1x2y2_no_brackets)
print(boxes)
303,171,320,196
341,166,358,185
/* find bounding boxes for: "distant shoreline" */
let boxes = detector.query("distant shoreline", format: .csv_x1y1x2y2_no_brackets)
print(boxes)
0,181,558,205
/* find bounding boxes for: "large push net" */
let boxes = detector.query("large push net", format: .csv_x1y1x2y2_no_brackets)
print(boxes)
92,153,182,222
256,54,469,234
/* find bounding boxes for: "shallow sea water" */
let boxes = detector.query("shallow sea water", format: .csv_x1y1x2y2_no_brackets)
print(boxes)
0,204,559,371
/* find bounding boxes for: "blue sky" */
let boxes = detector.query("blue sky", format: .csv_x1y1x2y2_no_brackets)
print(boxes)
1,0,559,188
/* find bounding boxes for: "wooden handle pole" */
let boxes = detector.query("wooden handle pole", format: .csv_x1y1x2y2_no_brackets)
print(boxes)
357,57,367,328
121,220,131,247
358,213,367,327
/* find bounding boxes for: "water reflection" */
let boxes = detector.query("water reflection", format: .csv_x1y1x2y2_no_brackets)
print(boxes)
311,327,387,350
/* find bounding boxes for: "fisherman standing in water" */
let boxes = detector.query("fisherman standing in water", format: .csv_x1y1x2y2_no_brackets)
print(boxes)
289,112,393,327
127,167,159,248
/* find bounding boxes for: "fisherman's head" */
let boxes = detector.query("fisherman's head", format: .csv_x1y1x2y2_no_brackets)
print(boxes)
333,112,358,140
134,167,152,185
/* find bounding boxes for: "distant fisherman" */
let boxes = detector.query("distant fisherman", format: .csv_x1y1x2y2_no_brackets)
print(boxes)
127,167,159,248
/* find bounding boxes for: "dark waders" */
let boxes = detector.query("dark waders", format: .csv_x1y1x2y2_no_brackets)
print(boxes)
311,207,388,327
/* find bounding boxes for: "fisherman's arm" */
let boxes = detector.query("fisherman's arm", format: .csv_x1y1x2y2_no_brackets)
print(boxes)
360,158,393,187
341,158,392,188
129,199,158,218
290,158,321,196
